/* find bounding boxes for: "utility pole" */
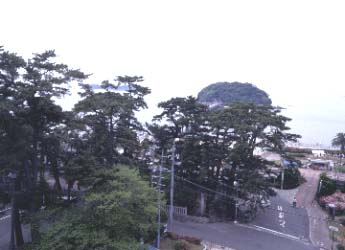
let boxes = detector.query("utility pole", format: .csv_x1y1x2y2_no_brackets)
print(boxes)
157,150,163,249
233,180,239,223
280,168,285,190
8,172,17,250
169,139,177,232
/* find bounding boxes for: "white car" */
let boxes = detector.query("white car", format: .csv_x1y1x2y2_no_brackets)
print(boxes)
260,199,271,207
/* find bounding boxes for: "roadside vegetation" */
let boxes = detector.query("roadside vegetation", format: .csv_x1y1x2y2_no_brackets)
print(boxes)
161,233,203,250
0,47,300,249
277,168,305,190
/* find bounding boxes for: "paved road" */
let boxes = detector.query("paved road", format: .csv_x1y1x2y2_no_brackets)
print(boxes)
0,207,30,249
297,169,332,249
0,207,12,249
173,220,317,250
252,195,310,241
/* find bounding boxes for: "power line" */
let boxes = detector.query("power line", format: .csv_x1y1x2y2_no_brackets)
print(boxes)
175,176,343,224
173,179,341,250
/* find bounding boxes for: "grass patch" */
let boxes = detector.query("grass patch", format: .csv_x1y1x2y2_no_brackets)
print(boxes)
336,166,345,173
160,238,203,250
329,219,345,244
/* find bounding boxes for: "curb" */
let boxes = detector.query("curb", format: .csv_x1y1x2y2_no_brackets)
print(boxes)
202,242,207,250
202,241,237,250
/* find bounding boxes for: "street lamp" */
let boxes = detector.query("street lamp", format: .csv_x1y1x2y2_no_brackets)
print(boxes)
318,179,323,194
328,203,336,221
233,180,239,224
329,225,339,250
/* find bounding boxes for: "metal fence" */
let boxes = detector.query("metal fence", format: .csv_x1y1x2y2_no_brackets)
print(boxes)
164,205,187,216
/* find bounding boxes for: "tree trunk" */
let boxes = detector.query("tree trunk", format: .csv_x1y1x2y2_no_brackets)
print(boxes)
199,192,206,216
107,111,115,166
13,198,24,247
196,192,206,216
67,181,73,201
52,160,62,192
29,217,40,243
32,133,39,188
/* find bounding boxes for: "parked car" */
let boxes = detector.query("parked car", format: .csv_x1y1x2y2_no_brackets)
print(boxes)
260,199,271,207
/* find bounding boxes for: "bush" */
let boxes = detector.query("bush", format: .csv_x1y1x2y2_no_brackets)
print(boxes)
318,173,337,197
340,218,345,226
167,232,179,240
285,147,312,154
167,233,201,245
287,152,306,158
174,240,189,250
183,236,201,245
337,244,345,250
336,166,345,174
277,168,304,189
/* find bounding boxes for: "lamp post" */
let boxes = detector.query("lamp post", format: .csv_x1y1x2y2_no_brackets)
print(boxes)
280,168,285,190
233,180,239,224
328,203,336,221
329,225,339,250
318,179,323,194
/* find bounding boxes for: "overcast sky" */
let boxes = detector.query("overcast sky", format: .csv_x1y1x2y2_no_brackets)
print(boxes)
1,0,345,147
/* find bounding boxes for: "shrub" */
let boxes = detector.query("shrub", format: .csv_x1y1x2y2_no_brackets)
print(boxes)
174,240,189,250
317,173,337,197
167,232,179,240
340,218,345,226
183,236,201,245
277,168,304,189
337,244,345,250
167,233,201,245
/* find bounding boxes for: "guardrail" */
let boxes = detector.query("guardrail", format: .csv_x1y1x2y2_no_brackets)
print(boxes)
164,205,187,216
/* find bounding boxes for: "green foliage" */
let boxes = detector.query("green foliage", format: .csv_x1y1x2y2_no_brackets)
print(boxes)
74,77,150,167
0,189,10,205
277,168,304,189
174,240,190,250
1,47,88,246
174,184,199,214
318,173,337,197
285,147,312,159
332,133,345,154
152,96,299,218
197,82,272,109
336,166,345,174
325,149,341,155
28,166,160,250
286,152,306,158
337,244,345,250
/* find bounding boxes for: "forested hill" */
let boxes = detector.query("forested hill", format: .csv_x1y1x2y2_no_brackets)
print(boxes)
197,82,272,109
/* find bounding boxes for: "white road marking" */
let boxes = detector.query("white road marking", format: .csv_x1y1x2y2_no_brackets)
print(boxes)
0,215,11,221
237,223,310,243
277,205,286,228
0,207,11,213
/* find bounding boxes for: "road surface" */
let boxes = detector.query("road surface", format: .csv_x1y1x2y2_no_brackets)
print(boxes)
173,220,317,250
297,169,332,249
0,207,30,249
253,195,310,241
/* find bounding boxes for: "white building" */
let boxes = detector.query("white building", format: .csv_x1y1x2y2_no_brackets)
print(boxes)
312,149,325,157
